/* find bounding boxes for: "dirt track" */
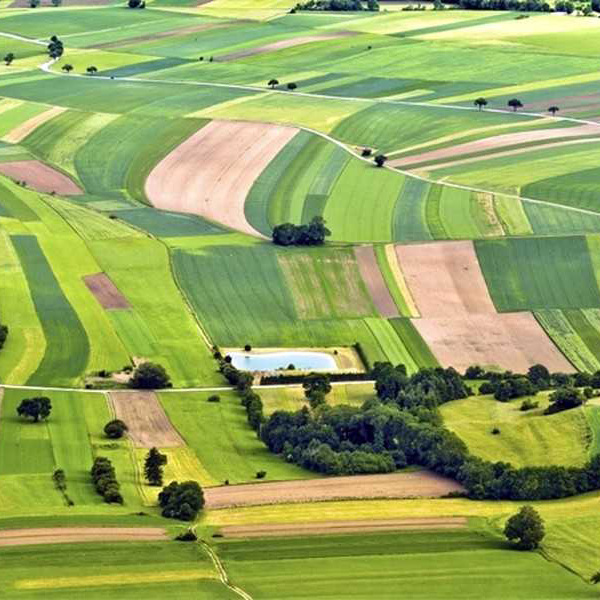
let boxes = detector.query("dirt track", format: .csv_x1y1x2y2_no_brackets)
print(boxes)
355,245,398,318
109,391,184,448
395,241,495,318
145,120,298,237
3,106,65,144
0,160,82,196
0,527,168,547
217,33,353,61
84,273,130,310
390,123,599,168
413,313,573,373
220,517,467,538
205,471,464,509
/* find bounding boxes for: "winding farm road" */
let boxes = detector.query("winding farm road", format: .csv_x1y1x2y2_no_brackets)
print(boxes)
3,32,600,226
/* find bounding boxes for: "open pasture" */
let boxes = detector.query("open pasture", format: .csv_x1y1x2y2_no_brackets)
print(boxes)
216,529,594,599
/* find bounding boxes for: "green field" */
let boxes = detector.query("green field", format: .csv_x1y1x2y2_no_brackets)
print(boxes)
2,3,600,596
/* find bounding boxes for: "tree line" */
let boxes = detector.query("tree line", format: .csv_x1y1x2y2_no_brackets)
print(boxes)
292,0,379,11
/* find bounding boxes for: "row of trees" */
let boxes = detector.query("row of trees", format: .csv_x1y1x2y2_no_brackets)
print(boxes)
91,457,123,504
260,362,600,500
272,216,331,246
475,97,560,115
292,0,379,11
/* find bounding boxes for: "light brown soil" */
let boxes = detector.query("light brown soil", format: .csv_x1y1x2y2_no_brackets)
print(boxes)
145,120,298,237
354,245,398,318
92,21,235,50
412,137,600,173
204,471,464,509
395,241,495,318
108,392,184,448
217,32,354,62
84,273,130,310
413,312,573,373
0,527,168,547
0,161,82,196
220,517,467,538
3,106,65,144
390,123,600,168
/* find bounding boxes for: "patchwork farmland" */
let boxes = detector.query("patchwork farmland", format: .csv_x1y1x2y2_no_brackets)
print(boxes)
1,0,600,598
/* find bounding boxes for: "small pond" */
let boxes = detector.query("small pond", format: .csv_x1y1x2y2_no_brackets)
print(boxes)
230,351,337,372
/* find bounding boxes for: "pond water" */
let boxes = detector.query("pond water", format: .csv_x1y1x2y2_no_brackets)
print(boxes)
229,351,337,372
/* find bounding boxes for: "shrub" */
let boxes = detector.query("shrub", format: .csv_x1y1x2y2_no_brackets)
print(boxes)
130,362,171,389
520,399,539,412
491,427,500,435
175,529,198,541
104,419,128,439
244,344,252,352
207,394,221,403
256,470,267,479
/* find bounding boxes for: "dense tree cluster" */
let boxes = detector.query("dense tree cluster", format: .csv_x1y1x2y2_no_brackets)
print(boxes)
456,0,551,10
272,216,331,246
91,457,123,504
220,361,265,432
158,481,204,520
293,0,379,11
545,387,585,415
130,362,172,389
17,396,52,422
260,362,600,501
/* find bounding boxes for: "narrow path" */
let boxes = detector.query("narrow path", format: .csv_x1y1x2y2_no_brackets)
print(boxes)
10,40,600,224
201,539,253,600
0,379,374,394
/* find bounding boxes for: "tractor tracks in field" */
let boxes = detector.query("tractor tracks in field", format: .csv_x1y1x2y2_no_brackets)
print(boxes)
201,539,253,600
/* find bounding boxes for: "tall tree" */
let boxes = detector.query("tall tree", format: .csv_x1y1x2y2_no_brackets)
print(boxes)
548,106,559,116
474,97,487,111
267,78,279,89
144,447,168,486
507,98,523,112
4,53,15,66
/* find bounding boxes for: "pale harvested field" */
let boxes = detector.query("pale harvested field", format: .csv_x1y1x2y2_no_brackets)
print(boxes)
145,120,298,237
0,160,82,195
412,137,600,173
390,123,599,168
355,245,398,318
109,391,184,448
217,33,353,61
395,241,495,318
0,527,168,547
2,106,65,144
204,471,464,509
84,272,130,310
220,517,467,538
413,312,573,373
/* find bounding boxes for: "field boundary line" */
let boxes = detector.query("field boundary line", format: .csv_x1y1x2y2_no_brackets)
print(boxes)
200,539,253,600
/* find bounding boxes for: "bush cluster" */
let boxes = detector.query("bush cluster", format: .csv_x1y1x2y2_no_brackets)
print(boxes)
272,217,331,246
158,481,204,521
0,322,8,350
91,457,123,504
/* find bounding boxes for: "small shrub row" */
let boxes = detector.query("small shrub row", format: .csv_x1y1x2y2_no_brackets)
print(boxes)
91,457,123,504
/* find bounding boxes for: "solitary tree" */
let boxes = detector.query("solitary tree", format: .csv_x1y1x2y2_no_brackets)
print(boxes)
130,362,172,389
158,481,205,520
61,63,73,73
591,571,600,584
29,0,40,7
47,36,64,59
144,447,168,486
51,0,63,6
548,106,560,116
504,506,545,550
17,397,52,422
4,53,14,66
287,82,297,91
374,154,387,167
474,97,488,111
104,419,128,439
86,66,98,75
507,98,523,112
267,78,279,89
